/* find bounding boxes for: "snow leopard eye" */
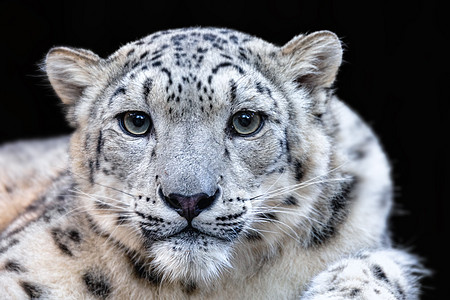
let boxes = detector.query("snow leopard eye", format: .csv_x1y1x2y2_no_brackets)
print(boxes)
231,111,264,136
119,111,152,137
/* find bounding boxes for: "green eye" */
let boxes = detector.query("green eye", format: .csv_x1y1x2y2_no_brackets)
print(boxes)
120,111,152,136
231,111,263,136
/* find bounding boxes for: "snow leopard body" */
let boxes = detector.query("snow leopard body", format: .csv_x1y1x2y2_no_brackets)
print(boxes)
0,27,424,299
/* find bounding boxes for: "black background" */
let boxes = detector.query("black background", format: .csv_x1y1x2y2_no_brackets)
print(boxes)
0,0,446,298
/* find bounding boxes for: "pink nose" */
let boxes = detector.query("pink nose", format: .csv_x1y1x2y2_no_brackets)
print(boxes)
162,191,219,222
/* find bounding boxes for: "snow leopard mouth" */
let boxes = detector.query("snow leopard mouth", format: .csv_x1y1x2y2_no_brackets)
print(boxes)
170,225,232,243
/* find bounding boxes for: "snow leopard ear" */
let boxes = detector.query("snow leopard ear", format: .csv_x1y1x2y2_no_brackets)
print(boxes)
280,31,342,90
45,47,101,105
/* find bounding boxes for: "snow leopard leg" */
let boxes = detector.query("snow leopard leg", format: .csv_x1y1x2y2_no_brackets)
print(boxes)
302,249,426,300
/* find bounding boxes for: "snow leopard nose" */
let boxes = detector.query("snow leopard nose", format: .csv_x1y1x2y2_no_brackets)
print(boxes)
159,189,220,222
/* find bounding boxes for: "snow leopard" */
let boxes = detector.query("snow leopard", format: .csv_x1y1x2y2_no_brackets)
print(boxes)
0,27,425,299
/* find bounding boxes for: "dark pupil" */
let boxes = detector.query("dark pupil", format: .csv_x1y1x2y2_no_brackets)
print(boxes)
238,113,252,127
131,114,146,127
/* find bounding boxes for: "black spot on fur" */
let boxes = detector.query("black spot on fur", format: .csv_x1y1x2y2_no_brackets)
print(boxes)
83,270,111,299
220,53,233,60
182,281,197,295
394,281,406,299
143,78,153,100
171,33,187,44
371,264,389,283
284,195,298,206
238,49,248,61
216,211,246,221
151,53,163,62
229,79,237,103
294,160,304,181
135,211,164,223
0,238,19,254
350,288,361,297
50,227,82,256
132,62,142,69
212,42,223,50
212,62,244,75
203,33,217,41
88,160,95,184
151,60,162,67
309,177,356,246
255,81,265,94
126,49,135,57
330,178,356,214
230,35,239,44
128,254,162,285
51,228,73,256
4,260,26,273
68,229,82,243
244,231,263,241
140,51,149,59
4,184,12,193
95,131,103,170
20,281,43,299
161,68,173,85
113,87,126,97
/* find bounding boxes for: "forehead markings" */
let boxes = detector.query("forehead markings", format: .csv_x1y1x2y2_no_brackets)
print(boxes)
255,81,273,99
126,48,135,57
207,62,245,85
142,78,153,100
160,68,173,85
108,29,261,117
229,79,238,105
109,86,127,105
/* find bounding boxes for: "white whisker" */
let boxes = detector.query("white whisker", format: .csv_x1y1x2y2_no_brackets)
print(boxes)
71,172,135,198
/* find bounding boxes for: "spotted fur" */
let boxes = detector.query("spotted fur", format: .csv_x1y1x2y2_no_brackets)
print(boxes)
0,27,425,299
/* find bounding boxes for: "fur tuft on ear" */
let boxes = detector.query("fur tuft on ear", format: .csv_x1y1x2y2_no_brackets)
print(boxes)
281,31,343,90
45,47,101,105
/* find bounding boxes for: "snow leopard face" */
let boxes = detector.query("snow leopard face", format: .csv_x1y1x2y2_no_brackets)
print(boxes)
45,27,343,284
